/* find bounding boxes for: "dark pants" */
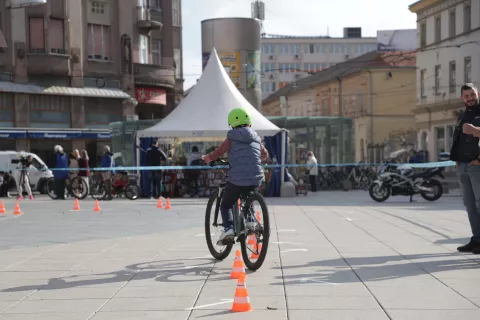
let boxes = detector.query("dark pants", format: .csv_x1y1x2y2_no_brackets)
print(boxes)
186,170,200,196
457,163,480,243
148,171,162,198
220,182,256,231
54,179,66,199
309,175,317,192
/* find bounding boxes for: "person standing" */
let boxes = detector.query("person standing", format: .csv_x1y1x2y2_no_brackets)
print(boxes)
185,146,202,197
78,150,90,193
16,154,34,200
54,145,69,200
306,151,318,192
0,171,14,198
100,146,114,200
449,83,480,254
145,140,167,199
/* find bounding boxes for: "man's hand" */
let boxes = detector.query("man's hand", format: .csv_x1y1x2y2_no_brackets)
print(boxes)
468,159,480,166
201,155,206,162
463,123,476,135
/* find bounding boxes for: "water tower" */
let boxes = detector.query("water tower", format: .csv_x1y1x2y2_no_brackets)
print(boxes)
201,17,263,111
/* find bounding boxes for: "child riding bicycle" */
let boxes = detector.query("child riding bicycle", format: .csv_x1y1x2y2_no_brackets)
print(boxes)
201,108,269,245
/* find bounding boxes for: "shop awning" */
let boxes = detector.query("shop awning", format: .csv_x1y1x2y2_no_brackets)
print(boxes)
27,130,112,139
0,81,134,100
0,130,27,139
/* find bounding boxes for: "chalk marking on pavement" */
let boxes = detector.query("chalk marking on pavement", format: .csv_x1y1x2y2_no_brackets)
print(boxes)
300,278,340,285
345,218,353,222
185,299,234,310
272,241,305,245
280,249,308,253
184,265,205,269
277,229,296,232
188,255,213,260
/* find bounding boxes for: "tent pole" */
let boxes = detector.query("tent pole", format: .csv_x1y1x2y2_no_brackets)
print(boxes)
280,130,286,187
136,135,141,185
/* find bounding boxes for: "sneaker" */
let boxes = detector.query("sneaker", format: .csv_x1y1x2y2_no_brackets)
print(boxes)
16,195,23,200
457,240,480,252
216,228,235,246
28,195,34,200
473,247,480,255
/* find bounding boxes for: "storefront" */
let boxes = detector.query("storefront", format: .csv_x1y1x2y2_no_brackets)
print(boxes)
0,130,27,151
135,87,170,119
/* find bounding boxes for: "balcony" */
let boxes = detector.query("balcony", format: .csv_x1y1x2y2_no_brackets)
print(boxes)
133,63,175,88
27,49,70,76
137,7,162,31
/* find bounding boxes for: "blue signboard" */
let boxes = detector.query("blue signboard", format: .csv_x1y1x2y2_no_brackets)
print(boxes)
0,130,27,139
28,131,83,139
82,132,111,139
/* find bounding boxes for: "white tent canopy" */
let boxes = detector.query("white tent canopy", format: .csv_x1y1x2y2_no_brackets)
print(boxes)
137,48,281,139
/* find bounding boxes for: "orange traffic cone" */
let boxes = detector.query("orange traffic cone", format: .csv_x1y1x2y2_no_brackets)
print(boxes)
250,243,262,259
165,198,171,210
0,200,5,214
247,235,255,245
255,211,262,222
238,199,241,210
230,250,246,279
72,198,80,211
231,273,252,312
93,200,101,212
13,201,21,215
157,197,163,208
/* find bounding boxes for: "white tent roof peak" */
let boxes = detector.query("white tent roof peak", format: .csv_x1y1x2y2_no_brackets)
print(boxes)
137,48,281,138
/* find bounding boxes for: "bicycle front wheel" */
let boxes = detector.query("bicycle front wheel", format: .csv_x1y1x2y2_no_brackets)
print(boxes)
70,176,88,199
240,192,270,271
205,190,233,260
46,178,58,199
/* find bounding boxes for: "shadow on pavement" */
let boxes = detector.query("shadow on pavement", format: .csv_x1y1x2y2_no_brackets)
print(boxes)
270,253,480,285
1,257,232,293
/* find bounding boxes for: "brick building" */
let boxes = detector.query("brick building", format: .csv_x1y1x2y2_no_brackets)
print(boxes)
0,0,183,167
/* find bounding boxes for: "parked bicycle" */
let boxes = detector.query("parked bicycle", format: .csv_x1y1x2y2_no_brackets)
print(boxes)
90,171,141,200
204,159,270,271
45,175,88,200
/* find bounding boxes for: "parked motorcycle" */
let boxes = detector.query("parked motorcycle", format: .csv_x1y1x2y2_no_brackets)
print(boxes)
369,165,445,202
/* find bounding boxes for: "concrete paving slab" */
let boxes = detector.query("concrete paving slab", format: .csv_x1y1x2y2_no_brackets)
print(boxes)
90,311,190,320
189,309,287,319
99,296,196,311
2,298,107,314
25,287,120,300
387,310,480,320
288,310,390,320
0,313,92,320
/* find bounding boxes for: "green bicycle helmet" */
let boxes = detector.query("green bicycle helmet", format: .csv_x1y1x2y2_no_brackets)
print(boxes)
228,108,252,128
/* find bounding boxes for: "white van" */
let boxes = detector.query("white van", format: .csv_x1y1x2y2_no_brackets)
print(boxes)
0,151,53,194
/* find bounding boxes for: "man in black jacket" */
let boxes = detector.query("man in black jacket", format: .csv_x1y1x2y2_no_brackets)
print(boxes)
450,83,480,254
145,140,167,199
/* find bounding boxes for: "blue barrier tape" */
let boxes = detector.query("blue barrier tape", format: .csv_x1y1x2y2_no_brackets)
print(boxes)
3,161,457,172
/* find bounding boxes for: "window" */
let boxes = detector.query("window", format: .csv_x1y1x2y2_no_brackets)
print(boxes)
152,39,161,64
448,10,456,37
304,44,314,54
464,4,471,33
29,17,45,53
91,1,105,14
149,0,161,8
464,57,471,83
449,61,456,93
420,23,426,47
420,69,427,97
434,15,441,42
49,18,65,54
261,82,276,93
262,43,275,54
172,0,180,26
174,48,181,78
139,34,149,64
434,65,441,95
262,62,275,72
304,63,320,73
278,44,300,55
87,24,110,60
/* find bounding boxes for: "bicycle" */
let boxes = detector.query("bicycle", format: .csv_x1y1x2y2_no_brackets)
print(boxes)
204,159,270,271
90,171,141,200
45,175,88,200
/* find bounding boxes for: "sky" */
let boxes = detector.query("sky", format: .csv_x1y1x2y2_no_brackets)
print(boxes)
181,0,418,90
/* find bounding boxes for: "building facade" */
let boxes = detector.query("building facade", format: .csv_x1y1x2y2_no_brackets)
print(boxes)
409,0,479,161
262,52,417,163
260,28,377,99
0,0,183,167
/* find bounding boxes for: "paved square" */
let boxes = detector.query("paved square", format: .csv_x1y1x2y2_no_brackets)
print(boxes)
0,191,479,319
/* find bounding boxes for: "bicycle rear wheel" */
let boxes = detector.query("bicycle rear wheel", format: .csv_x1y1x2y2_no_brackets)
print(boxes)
46,178,58,199
70,176,88,199
205,190,233,260
240,192,270,271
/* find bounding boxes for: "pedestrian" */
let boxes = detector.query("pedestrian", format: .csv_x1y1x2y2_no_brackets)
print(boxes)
100,146,114,200
449,83,480,254
78,150,90,192
16,154,34,200
0,171,14,198
53,145,69,200
145,140,167,199
67,149,80,197
306,151,318,192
